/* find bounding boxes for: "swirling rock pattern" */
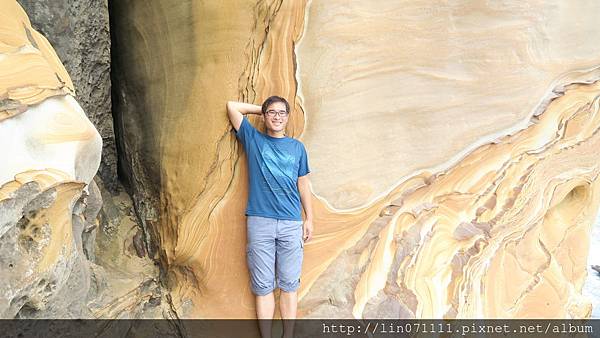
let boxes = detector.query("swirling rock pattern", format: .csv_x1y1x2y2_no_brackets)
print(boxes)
109,0,600,319
0,2,73,121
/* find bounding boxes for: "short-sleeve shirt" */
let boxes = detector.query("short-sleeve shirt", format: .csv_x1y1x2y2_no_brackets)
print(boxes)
235,115,310,221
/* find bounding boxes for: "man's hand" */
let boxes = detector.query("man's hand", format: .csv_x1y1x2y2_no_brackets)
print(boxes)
303,218,313,243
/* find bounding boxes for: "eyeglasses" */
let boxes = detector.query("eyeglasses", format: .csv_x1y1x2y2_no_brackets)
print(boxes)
265,109,289,118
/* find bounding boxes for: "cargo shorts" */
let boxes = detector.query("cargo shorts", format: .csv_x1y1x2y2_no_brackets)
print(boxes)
246,215,304,296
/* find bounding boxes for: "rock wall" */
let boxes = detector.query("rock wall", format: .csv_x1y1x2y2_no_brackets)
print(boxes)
0,1,164,319
109,0,600,319
0,0,99,316
17,0,117,193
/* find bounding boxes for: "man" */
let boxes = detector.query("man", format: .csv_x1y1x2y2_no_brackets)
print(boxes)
226,96,313,338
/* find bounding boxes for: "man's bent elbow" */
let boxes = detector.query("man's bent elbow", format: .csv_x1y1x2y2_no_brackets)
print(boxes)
226,101,235,114
226,101,243,131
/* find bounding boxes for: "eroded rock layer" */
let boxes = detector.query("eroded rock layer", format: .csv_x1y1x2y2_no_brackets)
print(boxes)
1,1,165,319
109,0,600,319
17,0,117,192
338,79,600,319
0,2,73,121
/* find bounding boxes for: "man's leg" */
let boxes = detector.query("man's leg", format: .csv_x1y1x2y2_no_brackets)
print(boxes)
247,216,278,338
279,290,298,318
280,290,298,338
276,220,304,338
256,292,275,338
256,292,276,318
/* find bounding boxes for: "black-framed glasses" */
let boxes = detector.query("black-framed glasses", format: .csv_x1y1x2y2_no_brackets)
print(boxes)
265,109,289,117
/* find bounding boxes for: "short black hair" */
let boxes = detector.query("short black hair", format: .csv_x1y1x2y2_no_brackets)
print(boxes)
261,96,290,114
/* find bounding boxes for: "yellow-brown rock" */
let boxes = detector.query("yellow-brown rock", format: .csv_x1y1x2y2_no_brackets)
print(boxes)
108,0,600,319
0,1,73,121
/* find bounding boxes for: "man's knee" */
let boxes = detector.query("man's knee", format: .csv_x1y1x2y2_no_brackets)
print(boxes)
277,277,300,293
251,281,276,296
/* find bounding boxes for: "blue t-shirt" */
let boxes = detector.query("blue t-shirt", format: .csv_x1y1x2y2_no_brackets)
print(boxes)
235,116,310,221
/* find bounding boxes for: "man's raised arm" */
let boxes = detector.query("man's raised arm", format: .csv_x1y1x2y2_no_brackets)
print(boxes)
226,100,262,132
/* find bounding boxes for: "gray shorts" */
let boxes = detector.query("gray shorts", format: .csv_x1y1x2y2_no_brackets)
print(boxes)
246,215,304,296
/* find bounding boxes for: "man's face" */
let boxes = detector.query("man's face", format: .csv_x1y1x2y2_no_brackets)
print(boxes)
263,102,288,134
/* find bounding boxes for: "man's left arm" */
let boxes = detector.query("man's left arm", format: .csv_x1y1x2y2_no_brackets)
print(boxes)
297,174,313,243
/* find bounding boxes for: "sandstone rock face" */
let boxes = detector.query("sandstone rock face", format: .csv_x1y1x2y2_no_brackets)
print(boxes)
109,0,600,319
297,1,600,211
0,1,163,319
17,0,117,193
